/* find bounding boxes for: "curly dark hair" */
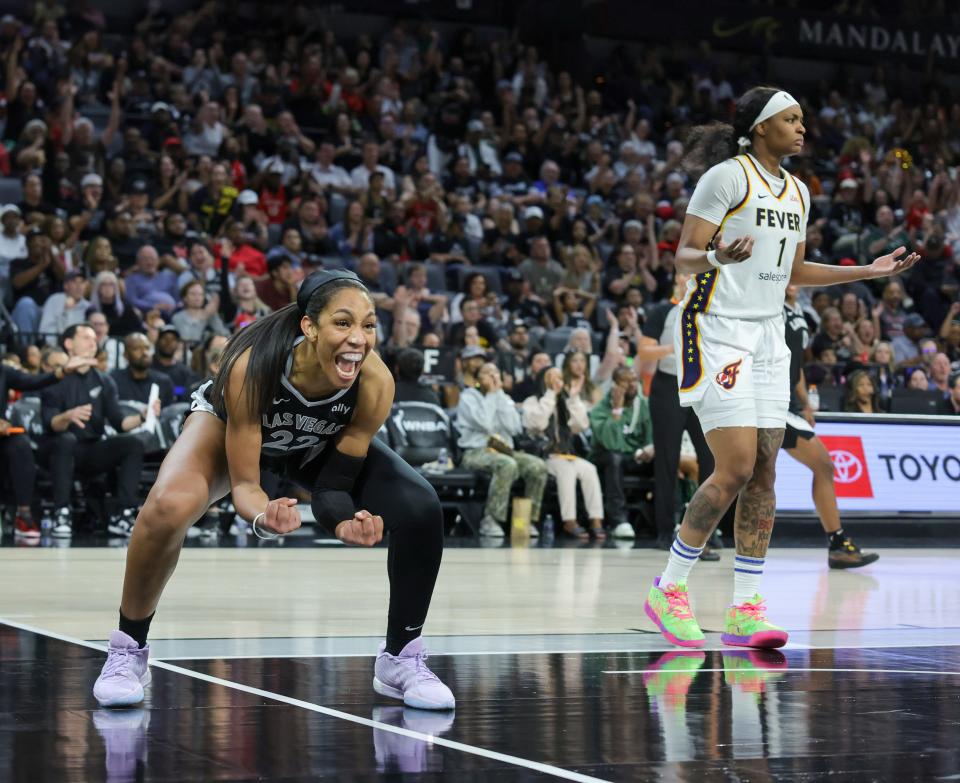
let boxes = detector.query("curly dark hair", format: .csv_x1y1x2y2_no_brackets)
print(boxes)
682,86,785,180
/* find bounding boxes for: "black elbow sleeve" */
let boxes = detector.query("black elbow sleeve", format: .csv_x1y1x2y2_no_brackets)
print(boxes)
311,490,356,532
317,449,366,492
310,449,366,532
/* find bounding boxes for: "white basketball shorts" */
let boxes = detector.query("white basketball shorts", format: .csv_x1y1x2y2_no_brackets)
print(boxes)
675,311,790,433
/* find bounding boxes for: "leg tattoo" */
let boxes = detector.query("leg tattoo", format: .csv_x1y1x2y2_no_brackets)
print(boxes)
734,428,784,559
682,483,727,536
735,491,775,558
756,428,785,458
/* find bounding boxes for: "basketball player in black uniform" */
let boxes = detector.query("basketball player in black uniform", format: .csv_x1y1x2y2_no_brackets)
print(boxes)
93,270,455,710
783,284,878,569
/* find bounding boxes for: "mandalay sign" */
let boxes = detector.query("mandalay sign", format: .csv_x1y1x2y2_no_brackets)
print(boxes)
797,19,960,60
591,3,960,69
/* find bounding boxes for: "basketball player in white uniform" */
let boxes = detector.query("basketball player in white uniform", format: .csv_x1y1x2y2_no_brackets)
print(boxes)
643,87,919,650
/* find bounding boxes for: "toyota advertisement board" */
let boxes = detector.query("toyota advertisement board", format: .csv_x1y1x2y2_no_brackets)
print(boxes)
775,418,960,514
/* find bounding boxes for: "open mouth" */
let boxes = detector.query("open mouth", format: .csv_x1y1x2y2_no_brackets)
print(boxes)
334,351,364,381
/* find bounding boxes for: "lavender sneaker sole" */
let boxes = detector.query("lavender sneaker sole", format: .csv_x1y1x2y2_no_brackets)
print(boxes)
373,676,455,710
721,630,788,649
93,668,152,708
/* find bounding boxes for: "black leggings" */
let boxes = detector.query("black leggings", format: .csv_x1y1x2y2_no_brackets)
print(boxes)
285,439,444,644
0,434,36,507
649,371,735,540
40,432,145,509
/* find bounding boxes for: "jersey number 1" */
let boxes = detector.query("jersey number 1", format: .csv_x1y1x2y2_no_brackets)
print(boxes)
777,237,786,267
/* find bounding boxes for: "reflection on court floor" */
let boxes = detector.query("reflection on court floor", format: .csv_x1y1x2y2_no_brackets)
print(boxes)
0,546,958,781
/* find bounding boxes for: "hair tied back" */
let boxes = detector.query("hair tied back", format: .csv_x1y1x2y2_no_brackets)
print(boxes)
297,269,366,314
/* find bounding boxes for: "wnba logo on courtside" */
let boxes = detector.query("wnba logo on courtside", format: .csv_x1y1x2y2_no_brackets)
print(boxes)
821,435,874,498
715,358,743,390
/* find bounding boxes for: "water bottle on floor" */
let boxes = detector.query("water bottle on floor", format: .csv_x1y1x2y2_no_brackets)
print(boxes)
542,514,555,545
808,384,820,411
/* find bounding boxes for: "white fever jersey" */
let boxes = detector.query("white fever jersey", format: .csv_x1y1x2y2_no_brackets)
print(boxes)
684,153,809,320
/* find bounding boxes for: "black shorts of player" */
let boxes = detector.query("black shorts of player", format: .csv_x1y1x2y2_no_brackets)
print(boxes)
782,419,815,450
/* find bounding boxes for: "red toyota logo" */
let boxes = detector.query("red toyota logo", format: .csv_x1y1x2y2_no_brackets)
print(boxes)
831,450,863,483
820,435,874,498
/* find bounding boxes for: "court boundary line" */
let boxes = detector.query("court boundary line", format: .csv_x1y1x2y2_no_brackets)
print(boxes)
143,639,960,661
150,647,742,661
0,617,612,783
81,624,945,644
142,637,960,661
604,667,960,676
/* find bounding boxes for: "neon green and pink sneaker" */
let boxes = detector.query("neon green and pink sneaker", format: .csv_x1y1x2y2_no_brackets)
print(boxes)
644,578,706,648
721,595,788,649
722,650,788,694
642,650,707,710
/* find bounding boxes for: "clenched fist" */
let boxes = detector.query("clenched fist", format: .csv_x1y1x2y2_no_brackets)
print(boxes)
335,510,384,547
262,497,302,535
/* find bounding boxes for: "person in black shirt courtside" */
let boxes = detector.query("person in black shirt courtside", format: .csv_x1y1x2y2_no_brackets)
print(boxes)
111,333,175,407
40,324,158,538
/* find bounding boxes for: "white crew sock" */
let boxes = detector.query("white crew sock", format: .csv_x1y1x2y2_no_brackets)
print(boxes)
732,555,765,605
659,534,704,588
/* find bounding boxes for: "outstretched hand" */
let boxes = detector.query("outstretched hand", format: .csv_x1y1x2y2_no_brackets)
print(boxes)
62,355,98,373
870,246,921,277
336,510,384,547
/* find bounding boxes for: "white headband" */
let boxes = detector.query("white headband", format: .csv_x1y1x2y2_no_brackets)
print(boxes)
738,91,800,149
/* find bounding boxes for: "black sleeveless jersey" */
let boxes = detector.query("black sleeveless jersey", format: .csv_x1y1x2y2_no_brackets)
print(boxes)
784,302,809,414
197,336,361,471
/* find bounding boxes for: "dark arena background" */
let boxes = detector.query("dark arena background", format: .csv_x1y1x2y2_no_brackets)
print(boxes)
0,0,958,780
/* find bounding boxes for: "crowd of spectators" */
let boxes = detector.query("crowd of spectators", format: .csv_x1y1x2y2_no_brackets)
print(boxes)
1,1,959,538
